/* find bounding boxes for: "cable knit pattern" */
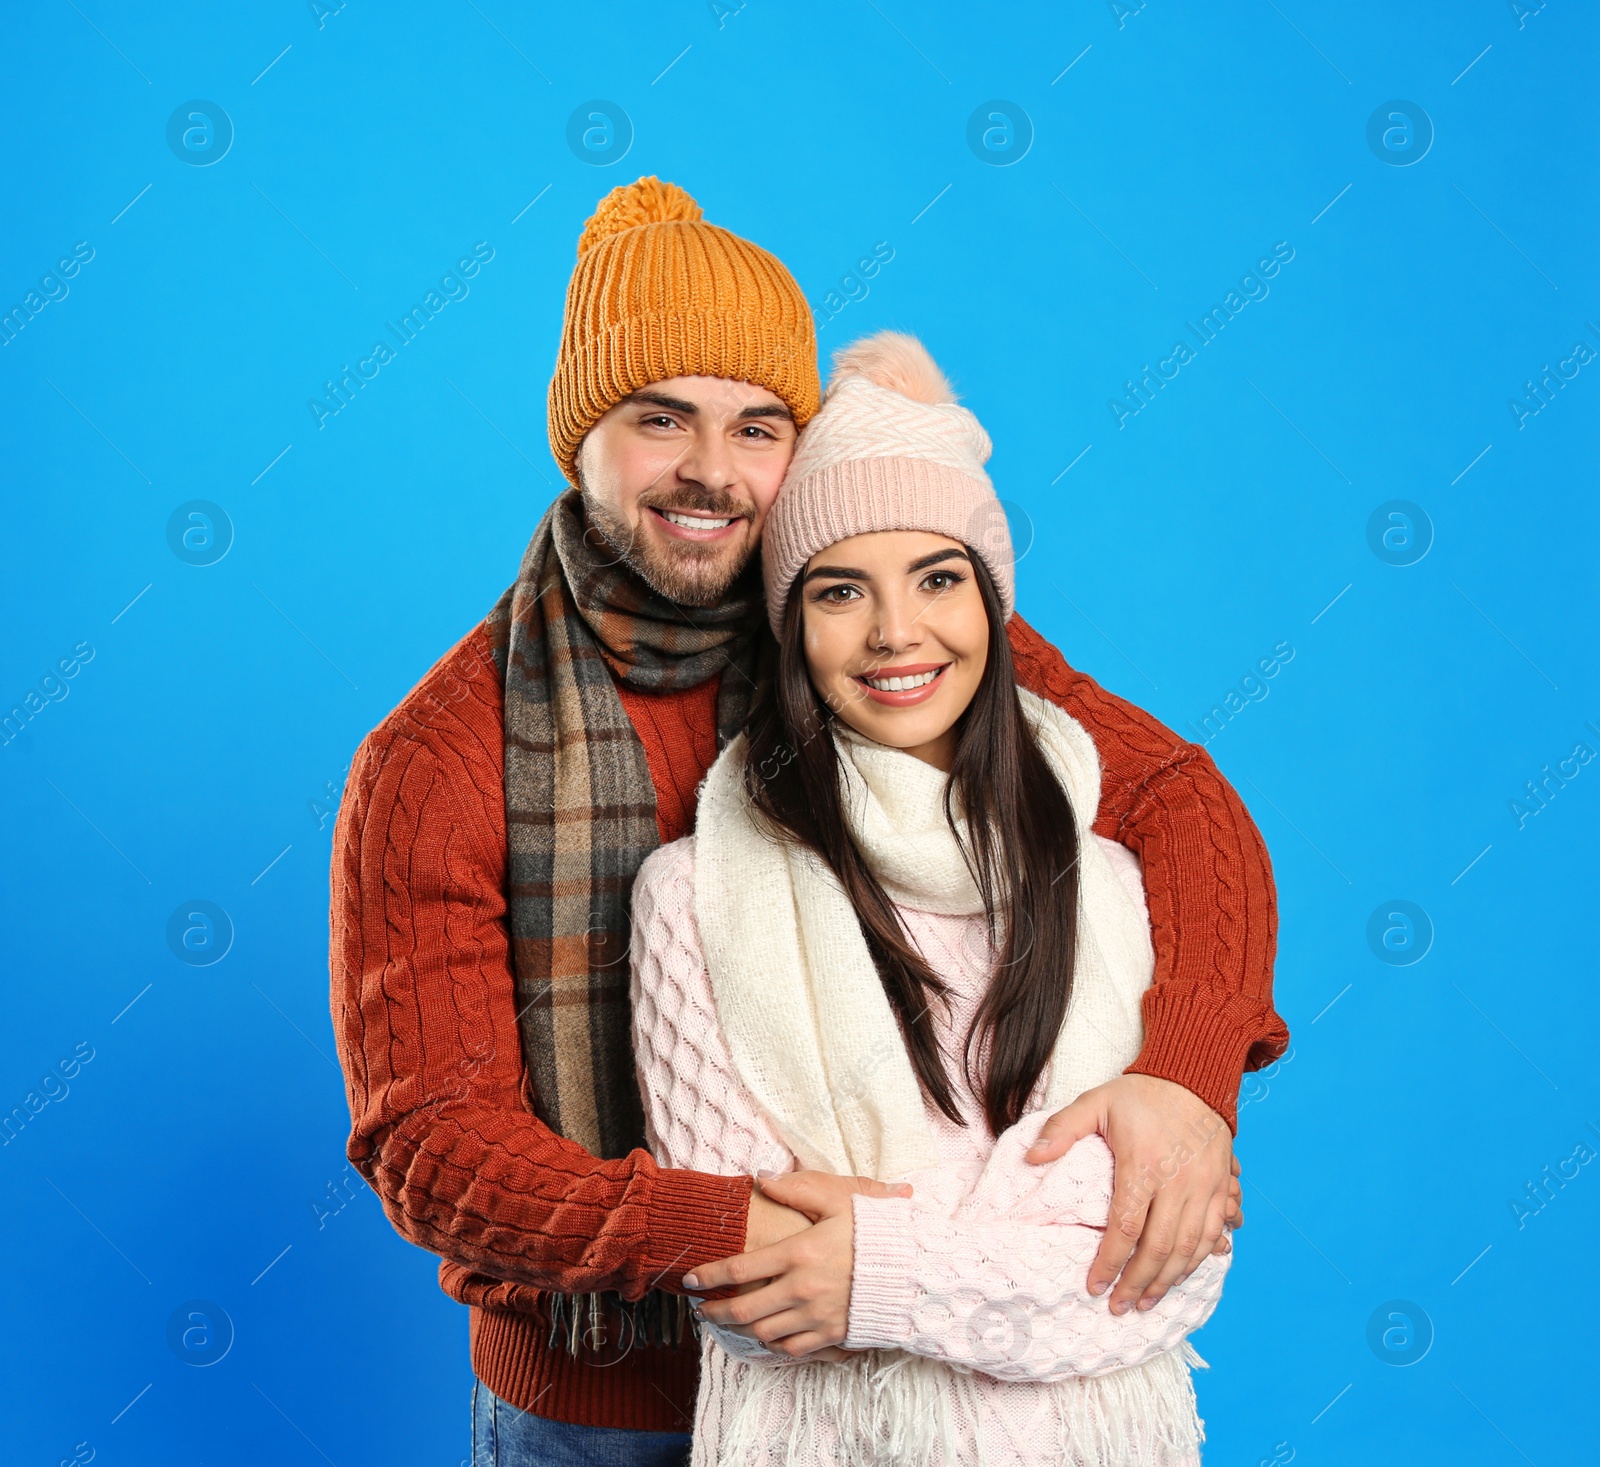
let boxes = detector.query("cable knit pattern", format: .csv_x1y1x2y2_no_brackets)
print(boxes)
329,611,1280,1432
330,627,746,1431
630,836,1228,1465
1005,617,1288,1127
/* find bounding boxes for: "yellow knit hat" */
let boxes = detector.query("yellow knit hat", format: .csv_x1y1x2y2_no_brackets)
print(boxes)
547,177,821,484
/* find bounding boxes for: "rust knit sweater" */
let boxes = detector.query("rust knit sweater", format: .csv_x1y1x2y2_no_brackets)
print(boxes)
328,613,1286,1432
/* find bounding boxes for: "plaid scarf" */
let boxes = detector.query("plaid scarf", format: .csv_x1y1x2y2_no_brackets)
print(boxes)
484,487,770,1350
486,486,770,1153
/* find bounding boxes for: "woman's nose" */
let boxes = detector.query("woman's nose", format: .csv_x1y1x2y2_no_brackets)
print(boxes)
869,594,920,652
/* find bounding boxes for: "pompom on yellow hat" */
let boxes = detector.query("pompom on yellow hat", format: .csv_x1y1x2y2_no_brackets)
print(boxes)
547,177,821,484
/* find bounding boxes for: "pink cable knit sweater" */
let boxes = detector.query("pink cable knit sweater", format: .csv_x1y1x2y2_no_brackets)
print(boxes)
630,834,1230,1466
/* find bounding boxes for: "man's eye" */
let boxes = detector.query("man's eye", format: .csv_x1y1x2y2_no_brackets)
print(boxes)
736,423,774,440
643,415,678,429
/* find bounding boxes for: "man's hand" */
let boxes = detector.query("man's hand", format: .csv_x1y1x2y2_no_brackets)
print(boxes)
742,1187,812,1254
1026,1073,1239,1313
684,1172,905,1358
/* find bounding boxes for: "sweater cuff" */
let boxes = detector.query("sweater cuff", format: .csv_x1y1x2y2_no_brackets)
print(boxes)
1124,984,1285,1135
845,1195,918,1350
643,1168,754,1295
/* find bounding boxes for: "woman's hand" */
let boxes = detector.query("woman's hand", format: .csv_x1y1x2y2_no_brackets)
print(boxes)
686,1172,903,1358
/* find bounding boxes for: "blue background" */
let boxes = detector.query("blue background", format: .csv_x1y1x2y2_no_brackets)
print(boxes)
2,2,1595,1463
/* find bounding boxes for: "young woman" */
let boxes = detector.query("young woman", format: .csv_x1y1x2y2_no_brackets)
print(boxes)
629,333,1235,1466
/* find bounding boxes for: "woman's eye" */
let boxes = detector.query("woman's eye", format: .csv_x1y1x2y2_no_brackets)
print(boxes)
922,570,964,592
816,584,859,604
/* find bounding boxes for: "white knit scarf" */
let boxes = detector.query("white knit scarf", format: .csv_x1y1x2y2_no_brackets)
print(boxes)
691,689,1205,1465
693,686,1154,1183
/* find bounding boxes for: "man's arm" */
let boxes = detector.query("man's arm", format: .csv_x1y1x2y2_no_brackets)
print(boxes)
328,691,752,1301
1007,612,1289,1125
1007,612,1287,1313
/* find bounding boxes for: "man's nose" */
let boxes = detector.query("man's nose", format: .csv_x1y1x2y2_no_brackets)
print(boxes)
670,425,737,494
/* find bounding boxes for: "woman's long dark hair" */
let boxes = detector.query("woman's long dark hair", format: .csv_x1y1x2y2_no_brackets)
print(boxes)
739,551,1080,1136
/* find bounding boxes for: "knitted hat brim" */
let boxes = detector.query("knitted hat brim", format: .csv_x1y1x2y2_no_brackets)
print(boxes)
551,309,820,481
761,456,1015,635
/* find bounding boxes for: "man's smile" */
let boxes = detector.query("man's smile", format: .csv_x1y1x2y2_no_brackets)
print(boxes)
646,504,747,543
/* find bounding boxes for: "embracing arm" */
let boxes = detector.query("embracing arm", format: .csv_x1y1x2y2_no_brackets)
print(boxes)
328,663,751,1302
1007,611,1289,1130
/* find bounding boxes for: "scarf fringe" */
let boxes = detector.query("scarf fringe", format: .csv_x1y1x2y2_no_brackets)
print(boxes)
702,1341,1207,1467
542,1288,697,1355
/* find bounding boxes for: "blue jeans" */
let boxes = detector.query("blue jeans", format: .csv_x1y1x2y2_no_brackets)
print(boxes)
471,1378,692,1466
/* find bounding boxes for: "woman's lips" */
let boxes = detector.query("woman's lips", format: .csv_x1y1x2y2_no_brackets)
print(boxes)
851,662,951,707
647,504,744,542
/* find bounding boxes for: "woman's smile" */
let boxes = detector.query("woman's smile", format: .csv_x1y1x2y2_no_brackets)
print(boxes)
852,661,951,707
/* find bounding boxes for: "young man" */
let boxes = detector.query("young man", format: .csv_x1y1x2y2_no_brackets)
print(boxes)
329,177,1288,1463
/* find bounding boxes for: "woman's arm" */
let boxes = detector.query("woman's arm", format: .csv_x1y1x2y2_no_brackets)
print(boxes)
844,1116,1229,1382
629,840,797,1182
629,838,803,1366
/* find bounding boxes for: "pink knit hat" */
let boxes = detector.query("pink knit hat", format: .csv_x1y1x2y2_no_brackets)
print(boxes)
760,331,1014,635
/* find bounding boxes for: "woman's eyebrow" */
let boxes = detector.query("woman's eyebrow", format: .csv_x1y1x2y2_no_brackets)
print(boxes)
906,548,972,572
801,562,869,584
802,547,972,585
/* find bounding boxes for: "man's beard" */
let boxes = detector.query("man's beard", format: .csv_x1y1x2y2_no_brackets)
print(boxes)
579,485,759,608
